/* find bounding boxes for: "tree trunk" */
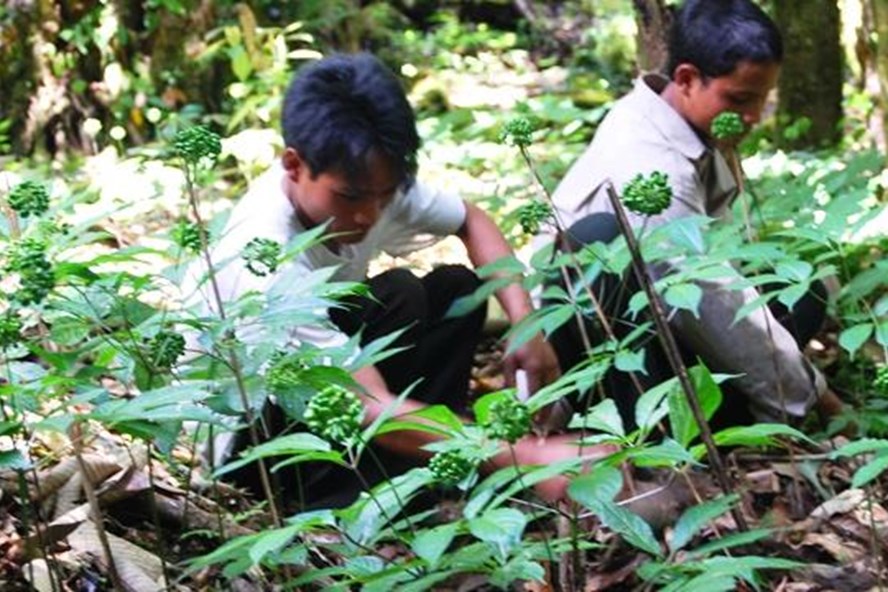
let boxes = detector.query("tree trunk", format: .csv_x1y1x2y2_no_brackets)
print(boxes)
774,0,843,149
632,0,672,74
871,0,888,151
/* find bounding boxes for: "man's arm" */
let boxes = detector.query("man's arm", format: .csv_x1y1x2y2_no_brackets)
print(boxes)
456,201,561,394
353,365,616,501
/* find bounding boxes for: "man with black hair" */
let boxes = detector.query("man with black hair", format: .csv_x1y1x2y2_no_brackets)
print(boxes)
540,0,845,426
196,53,609,508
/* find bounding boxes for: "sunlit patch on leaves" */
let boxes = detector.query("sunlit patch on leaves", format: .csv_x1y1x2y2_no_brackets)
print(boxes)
711,111,745,141
429,450,475,486
149,330,186,369
484,395,532,443
516,200,553,235
7,180,50,218
173,126,222,164
5,237,54,305
304,385,364,446
500,116,535,147
243,237,281,277
622,171,672,216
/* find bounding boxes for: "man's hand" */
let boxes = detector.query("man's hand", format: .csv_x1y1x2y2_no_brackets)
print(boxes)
503,333,569,433
498,433,618,502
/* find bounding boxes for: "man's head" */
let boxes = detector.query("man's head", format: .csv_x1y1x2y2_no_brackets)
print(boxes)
280,53,419,244
665,0,782,140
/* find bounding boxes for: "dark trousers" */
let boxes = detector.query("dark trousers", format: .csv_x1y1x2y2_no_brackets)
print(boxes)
230,265,487,510
547,213,826,430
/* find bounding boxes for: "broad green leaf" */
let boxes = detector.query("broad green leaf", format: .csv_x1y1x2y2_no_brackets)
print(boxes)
595,500,662,556
830,438,888,459
412,523,459,568
635,377,678,433
214,433,338,477
568,465,623,505
670,494,740,552
687,528,773,558
447,276,513,318
777,282,809,309
568,398,625,437
664,283,703,318
668,364,722,448
838,323,873,358
615,348,646,374
877,321,888,347
851,454,888,488
468,508,526,560
504,304,574,355
712,423,813,448
629,438,697,468
248,524,301,565
666,573,735,592
0,450,29,470
775,260,813,282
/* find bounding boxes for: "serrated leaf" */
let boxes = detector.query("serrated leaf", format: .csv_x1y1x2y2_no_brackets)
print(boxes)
851,454,888,488
664,283,703,317
830,438,888,459
594,500,662,556
838,323,873,357
412,523,459,568
670,494,740,552
615,348,647,374
775,260,813,282
568,464,623,505
568,398,625,437
713,423,813,448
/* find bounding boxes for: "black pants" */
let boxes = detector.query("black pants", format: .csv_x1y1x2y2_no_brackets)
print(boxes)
547,213,826,430
230,265,487,510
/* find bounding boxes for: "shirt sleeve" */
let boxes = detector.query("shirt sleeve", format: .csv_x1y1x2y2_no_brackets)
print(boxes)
618,154,821,419
380,180,467,257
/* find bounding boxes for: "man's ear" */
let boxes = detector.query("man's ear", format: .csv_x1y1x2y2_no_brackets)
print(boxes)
281,147,307,182
673,63,702,95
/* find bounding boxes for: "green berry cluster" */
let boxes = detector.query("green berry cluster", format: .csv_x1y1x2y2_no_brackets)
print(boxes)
149,331,186,368
7,180,50,218
171,219,203,253
5,238,54,305
265,353,307,396
875,365,888,396
711,111,745,141
429,450,475,485
516,200,553,235
173,126,222,164
484,395,532,443
622,171,673,216
500,117,535,148
243,237,281,277
0,312,23,349
304,385,364,445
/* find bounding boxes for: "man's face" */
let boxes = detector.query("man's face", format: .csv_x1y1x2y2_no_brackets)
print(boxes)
283,149,400,245
678,60,780,141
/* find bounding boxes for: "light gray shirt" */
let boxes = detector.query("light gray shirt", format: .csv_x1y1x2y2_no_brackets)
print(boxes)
544,74,824,421
184,161,467,351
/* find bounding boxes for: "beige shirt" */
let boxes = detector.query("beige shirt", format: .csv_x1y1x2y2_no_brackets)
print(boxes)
544,74,823,421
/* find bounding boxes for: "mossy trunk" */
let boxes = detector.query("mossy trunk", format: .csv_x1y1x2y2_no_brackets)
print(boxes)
871,0,888,152
774,0,843,149
632,0,672,74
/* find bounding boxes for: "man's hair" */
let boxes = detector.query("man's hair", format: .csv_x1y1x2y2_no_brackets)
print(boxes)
667,0,782,78
281,53,420,186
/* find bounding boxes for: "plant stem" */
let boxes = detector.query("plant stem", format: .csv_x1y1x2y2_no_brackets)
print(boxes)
70,421,125,591
604,182,748,532
183,166,283,528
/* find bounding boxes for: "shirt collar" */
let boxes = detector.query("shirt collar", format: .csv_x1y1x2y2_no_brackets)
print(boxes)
630,74,709,161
